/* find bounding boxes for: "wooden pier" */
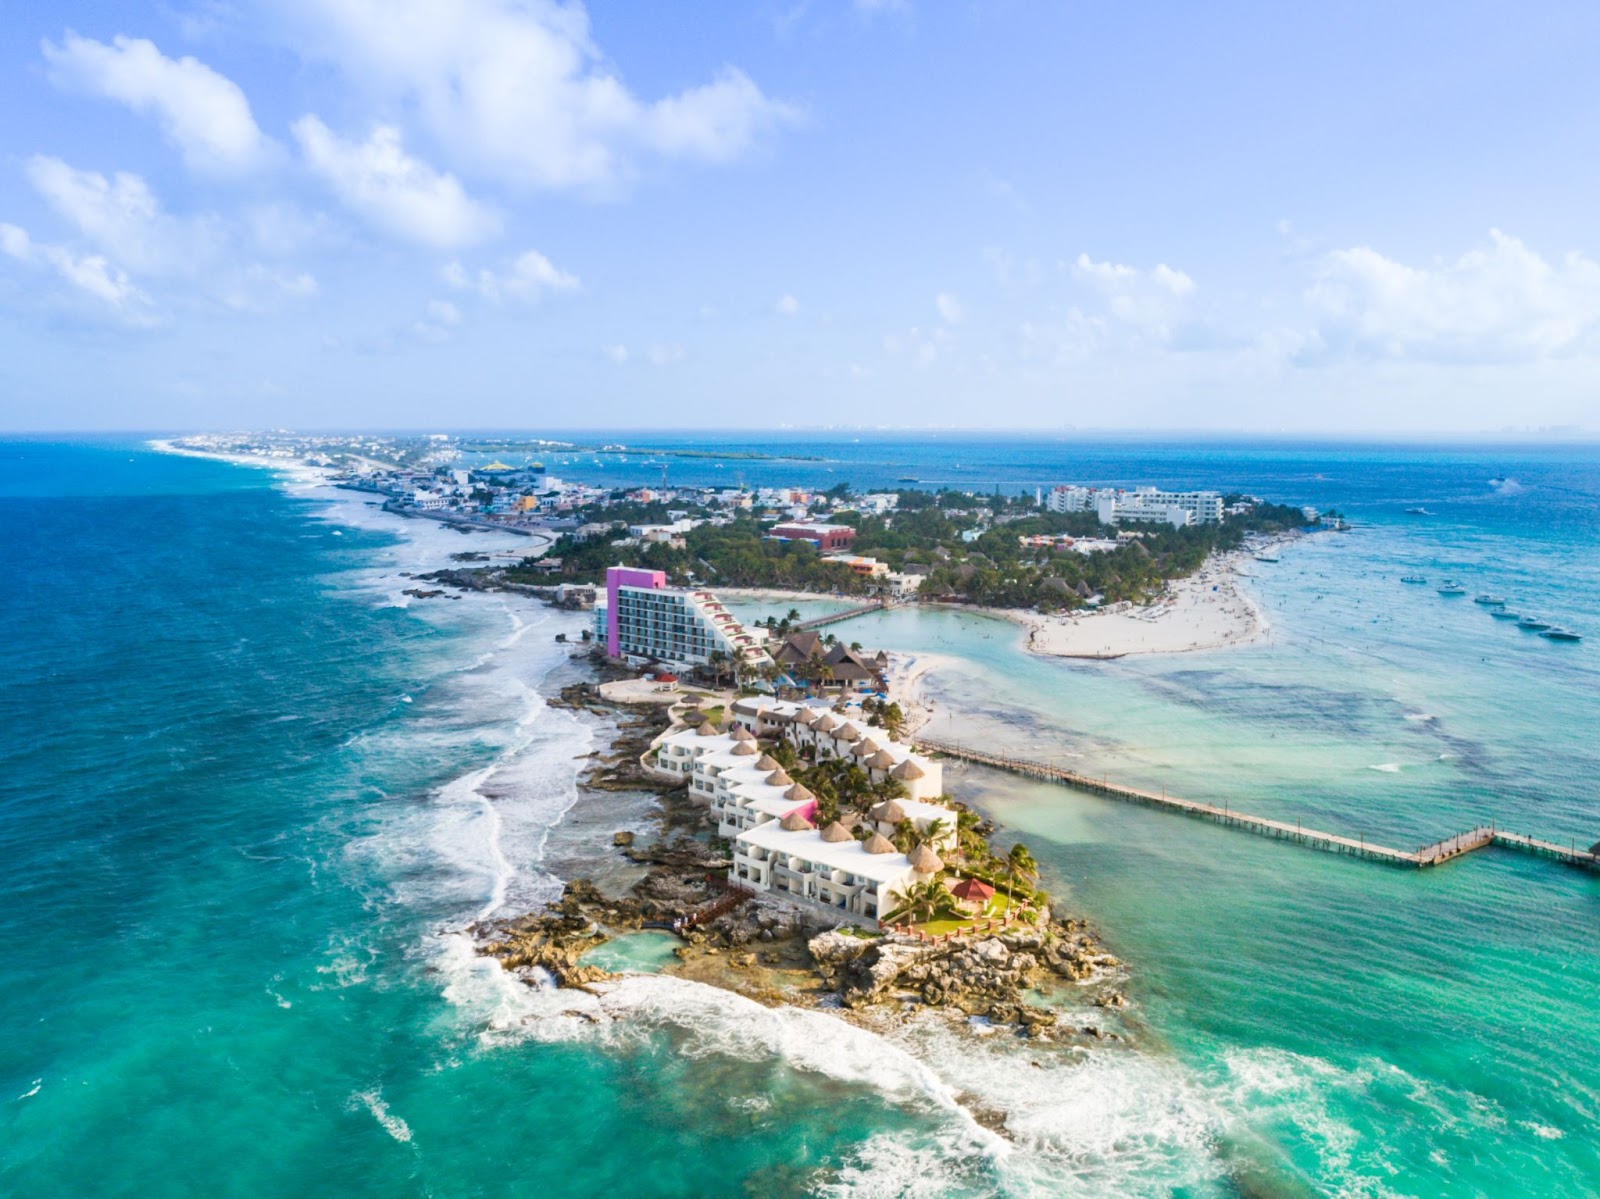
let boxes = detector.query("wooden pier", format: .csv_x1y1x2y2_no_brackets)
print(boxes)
794,598,896,632
913,736,1599,875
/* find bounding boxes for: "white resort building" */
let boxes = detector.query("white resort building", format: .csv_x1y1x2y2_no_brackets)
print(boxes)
652,697,953,923
1046,483,1224,527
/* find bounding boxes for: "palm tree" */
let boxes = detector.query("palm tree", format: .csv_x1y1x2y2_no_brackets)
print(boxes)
892,818,920,853
921,817,949,850
955,809,985,860
1006,842,1039,902
881,879,959,926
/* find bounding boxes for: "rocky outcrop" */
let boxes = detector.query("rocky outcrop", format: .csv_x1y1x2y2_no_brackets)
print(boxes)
804,918,1120,1038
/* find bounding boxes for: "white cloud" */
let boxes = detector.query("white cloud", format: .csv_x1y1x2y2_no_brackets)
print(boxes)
603,341,682,365
43,32,271,173
1306,230,1600,362
1070,253,1195,336
275,0,799,192
293,117,501,249
883,324,949,367
24,156,217,274
443,250,581,301
426,298,462,326
775,293,799,316
935,292,963,324
218,265,321,312
0,220,153,318
1020,309,1109,364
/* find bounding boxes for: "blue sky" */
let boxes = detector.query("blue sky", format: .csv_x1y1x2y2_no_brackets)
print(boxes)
3,1,1600,433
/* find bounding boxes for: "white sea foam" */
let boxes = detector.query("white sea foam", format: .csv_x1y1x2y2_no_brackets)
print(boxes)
1368,762,1403,773
18,1079,41,1100
228,447,1298,1197
352,1088,413,1143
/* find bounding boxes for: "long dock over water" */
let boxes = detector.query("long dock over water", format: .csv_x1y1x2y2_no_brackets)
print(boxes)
914,736,1600,874
794,598,897,632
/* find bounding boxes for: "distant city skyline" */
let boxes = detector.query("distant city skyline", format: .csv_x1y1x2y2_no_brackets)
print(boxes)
4,2,1600,433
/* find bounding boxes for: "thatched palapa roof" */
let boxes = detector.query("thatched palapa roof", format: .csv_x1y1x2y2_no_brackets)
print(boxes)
765,769,793,786
820,821,853,843
755,754,781,771
731,726,756,742
863,832,897,854
779,812,815,832
867,749,896,770
730,741,758,756
907,845,943,873
891,759,926,780
784,783,815,803
870,800,906,824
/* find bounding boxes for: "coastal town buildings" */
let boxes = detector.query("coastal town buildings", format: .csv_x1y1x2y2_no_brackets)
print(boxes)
765,521,856,551
822,553,890,578
594,566,774,672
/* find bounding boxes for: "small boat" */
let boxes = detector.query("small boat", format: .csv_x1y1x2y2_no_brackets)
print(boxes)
1517,616,1552,631
1473,594,1506,606
1405,507,1434,515
1541,628,1582,642
1437,582,1467,596
1254,553,1280,563
898,476,919,483
1490,609,1521,620
1401,575,1428,584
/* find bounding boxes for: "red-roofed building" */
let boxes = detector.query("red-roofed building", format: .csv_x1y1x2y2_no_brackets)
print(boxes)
768,522,856,552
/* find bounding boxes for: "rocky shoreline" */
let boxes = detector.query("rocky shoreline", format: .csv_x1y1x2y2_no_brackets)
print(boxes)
475,672,1130,1046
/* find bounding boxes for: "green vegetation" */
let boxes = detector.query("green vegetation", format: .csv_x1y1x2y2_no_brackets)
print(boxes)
507,485,1315,615
511,512,874,595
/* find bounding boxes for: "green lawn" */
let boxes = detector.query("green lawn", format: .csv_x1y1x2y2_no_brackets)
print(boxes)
910,892,1020,937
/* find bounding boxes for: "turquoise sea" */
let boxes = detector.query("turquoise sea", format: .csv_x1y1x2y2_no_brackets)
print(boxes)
3,435,1598,1197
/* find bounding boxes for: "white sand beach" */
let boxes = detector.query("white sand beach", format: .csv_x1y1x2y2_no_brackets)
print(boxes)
998,547,1273,660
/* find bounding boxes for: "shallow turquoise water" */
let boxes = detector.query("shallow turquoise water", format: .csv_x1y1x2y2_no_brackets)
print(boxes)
732,453,1600,1195
5,437,1598,1197
582,932,684,974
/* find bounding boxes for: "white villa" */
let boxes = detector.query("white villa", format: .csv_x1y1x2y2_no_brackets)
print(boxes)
652,697,954,923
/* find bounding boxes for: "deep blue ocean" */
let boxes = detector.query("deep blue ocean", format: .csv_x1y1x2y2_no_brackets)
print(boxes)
3,434,1598,1197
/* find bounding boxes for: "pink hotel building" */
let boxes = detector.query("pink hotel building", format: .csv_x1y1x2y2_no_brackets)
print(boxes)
594,566,774,672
